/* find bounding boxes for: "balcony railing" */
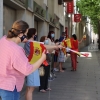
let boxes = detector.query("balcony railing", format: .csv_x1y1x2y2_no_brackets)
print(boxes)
14,0,26,7
34,1,46,18
48,14,59,27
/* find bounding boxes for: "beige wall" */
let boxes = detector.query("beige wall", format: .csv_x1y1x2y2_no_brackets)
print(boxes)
25,10,34,28
75,22,86,49
54,0,59,17
44,22,49,35
33,0,65,39
48,0,54,15
55,28,60,39
38,21,49,40
59,7,65,28
16,10,26,21
54,0,65,28
44,0,47,6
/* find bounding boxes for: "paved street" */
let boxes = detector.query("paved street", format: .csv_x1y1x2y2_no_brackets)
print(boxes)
20,44,100,100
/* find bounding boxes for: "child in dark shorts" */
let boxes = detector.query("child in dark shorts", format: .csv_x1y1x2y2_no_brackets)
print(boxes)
53,39,59,72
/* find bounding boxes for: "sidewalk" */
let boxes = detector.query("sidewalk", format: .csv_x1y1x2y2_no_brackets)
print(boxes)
20,44,100,100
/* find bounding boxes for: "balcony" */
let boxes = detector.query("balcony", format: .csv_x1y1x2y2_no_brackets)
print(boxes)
3,0,27,9
34,1,46,19
48,14,59,27
13,0,26,7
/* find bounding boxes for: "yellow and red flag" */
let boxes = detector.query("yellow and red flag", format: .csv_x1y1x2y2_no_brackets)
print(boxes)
28,41,48,66
61,38,72,48
61,38,79,51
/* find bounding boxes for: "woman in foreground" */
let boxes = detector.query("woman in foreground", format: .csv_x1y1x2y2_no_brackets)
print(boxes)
0,20,46,100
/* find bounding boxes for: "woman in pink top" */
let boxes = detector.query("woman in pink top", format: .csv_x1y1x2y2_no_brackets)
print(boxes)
0,20,46,100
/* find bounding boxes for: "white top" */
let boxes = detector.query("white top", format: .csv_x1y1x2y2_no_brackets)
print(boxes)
48,38,55,53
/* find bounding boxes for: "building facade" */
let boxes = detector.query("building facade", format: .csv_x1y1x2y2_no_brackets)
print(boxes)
2,0,65,41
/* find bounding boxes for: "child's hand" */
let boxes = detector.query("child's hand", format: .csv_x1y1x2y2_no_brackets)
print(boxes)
55,42,60,46
58,45,63,49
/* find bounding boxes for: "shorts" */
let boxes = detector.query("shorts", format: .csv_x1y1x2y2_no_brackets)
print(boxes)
58,51,65,62
54,55,58,62
26,69,40,87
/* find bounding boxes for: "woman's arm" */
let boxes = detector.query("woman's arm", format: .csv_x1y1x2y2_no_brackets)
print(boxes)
13,48,46,76
44,45,57,50
78,37,84,44
44,45,63,50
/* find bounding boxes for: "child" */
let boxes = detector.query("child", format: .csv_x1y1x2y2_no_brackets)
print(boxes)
53,39,59,72
58,47,65,72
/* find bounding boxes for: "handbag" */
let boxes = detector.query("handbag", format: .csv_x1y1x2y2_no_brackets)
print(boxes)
38,65,45,76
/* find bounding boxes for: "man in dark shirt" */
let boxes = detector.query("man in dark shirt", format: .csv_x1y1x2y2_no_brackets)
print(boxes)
59,32,66,42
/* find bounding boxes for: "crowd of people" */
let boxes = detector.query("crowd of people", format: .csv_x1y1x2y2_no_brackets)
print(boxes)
0,20,84,100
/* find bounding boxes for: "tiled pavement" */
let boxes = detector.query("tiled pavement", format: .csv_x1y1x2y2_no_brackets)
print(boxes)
19,44,100,100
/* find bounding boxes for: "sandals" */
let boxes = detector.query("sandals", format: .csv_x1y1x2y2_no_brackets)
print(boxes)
40,88,51,93
71,69,76,71
46,88,51,91
60,70,64,72
40,89,47,93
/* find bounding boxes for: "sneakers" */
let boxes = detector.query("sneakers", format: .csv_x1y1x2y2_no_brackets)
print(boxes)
48,77,55,81
62,67,66,70
53,68,59,72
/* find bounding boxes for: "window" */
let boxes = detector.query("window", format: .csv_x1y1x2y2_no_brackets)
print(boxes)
28,0,33,11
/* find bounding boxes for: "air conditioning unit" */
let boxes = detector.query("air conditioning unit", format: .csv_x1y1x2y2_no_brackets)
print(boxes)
35,7,39,12
50,17,53,22
53,19,56,24
41,10,44,17
58,0,63,5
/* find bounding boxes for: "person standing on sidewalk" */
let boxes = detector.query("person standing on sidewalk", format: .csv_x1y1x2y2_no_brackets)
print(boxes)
24,31,63,96
70,34,83,71
53,39,59,72
47,31,56,80
59,32,66,42
39,36,51,93
59,32,66,70
24,28,41,100
0,20,46,100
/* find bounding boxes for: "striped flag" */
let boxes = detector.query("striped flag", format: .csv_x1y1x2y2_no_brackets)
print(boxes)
61,38,78,51
61,38,72,48
28,41,48,66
